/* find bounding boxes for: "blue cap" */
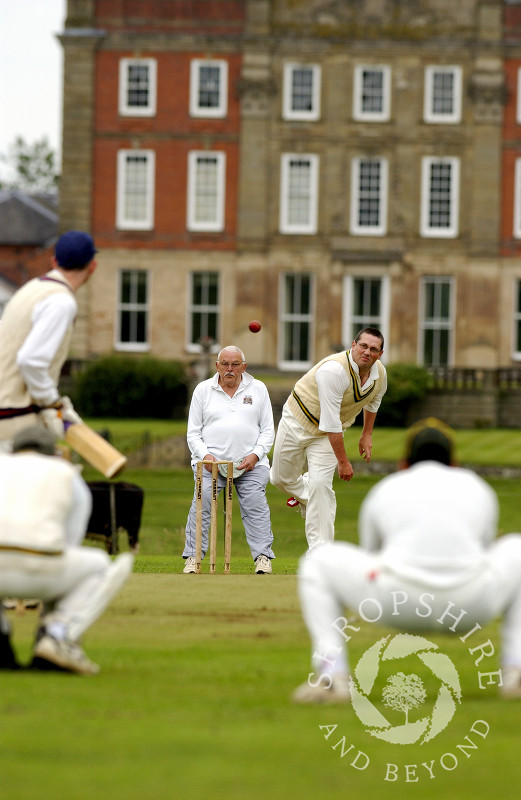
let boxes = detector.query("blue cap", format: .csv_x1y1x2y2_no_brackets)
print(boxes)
55,230,97,269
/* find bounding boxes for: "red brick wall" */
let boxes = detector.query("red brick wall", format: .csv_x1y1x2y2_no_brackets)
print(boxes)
0,245,54,287
95,0,245,33
92,49,242,249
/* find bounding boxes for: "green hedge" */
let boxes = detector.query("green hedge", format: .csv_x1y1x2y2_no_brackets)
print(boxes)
377,363,432,426
73,356,189,418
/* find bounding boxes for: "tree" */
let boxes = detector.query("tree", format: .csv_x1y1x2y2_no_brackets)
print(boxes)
0,136,59,193
382,672,427,724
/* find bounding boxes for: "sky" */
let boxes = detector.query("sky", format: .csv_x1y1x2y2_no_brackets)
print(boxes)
0,0,66,174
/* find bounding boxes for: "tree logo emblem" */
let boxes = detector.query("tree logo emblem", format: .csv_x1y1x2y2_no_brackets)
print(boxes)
349,633,462,745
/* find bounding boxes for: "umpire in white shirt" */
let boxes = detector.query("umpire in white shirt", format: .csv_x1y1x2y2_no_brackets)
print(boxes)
293,417,521,703
182,345,275,574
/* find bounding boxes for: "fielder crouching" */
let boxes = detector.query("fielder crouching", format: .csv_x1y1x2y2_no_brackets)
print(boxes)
0,426,133,674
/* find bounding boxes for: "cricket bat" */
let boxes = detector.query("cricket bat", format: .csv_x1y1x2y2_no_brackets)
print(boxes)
65,423,127,478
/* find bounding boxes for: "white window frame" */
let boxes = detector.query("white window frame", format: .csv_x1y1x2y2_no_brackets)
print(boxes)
189,59,228,118
424,65,462,124
118,58,157,117
115,269,150,353
517,67,521,124
514,158,521,239
186,271,221,353
282,63,321,121
420,156,460,238
353,65,391,122
342,274,390,351
278,272,315,371
116,150,155,231
418,276,455,367
512,277,521,361
350,157,388,236
279,154,319,234
187,151,226,232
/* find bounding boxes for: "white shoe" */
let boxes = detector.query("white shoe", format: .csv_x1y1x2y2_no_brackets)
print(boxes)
255,555,272,574
287,497,306,518
183,556,197,574
32,635,100,675
500,666,521,699
292,673,351,704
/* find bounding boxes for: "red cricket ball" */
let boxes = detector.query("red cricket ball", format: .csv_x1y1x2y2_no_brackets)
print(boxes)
249,320,262,333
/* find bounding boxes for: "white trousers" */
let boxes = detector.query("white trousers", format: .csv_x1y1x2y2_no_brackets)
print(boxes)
0,549,133,642
270,409,338,550
298,536,521,675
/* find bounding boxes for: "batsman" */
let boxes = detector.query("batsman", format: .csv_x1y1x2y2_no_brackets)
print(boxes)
0,230,97,450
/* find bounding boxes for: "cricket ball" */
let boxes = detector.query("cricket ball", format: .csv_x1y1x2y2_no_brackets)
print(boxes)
249,320,262,333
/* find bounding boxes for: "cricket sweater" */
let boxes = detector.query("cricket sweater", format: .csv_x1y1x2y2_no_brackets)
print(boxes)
286,350,386,436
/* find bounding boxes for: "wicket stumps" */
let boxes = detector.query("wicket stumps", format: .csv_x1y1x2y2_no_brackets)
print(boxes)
194,460,233,574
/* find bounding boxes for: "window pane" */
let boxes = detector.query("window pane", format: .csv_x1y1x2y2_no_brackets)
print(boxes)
124,155,148,222
199,65,221,108
432,71,454,115
194,157,218,224
284,321,309,362
424,282,435,319
121,272,132,304
362,69,384,113
127,64,149,107
424,329,450,367
422,279,451,366
281,273,312,364
118,270,148,345
136,271,147,304
358,160,381,227
352,278,382,330
439,282,450,319
190,272,219,345
429,163,452,229
292,68,313,111
288,159,311,226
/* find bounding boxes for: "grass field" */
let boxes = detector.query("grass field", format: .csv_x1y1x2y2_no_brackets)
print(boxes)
3,425,521,799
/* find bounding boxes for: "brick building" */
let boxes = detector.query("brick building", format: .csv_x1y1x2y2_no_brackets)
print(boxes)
0,191,58,315
58,0,521,373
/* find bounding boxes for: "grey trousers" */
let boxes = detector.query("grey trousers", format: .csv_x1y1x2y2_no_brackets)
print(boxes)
182,464,275,561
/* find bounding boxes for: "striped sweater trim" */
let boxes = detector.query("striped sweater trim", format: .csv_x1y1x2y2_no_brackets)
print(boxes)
291,390,320,426
347,352,377,403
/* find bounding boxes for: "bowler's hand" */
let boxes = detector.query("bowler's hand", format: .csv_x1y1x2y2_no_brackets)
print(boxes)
337,458,354,482
359,434,373,463
238,453,259,473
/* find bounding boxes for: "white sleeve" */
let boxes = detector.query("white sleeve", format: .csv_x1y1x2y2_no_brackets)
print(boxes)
16,294,77,406
315,362,350,433
186,383,209,461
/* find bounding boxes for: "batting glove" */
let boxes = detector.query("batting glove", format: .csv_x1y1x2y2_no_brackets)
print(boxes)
39,407,65,439
58,396,83,427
